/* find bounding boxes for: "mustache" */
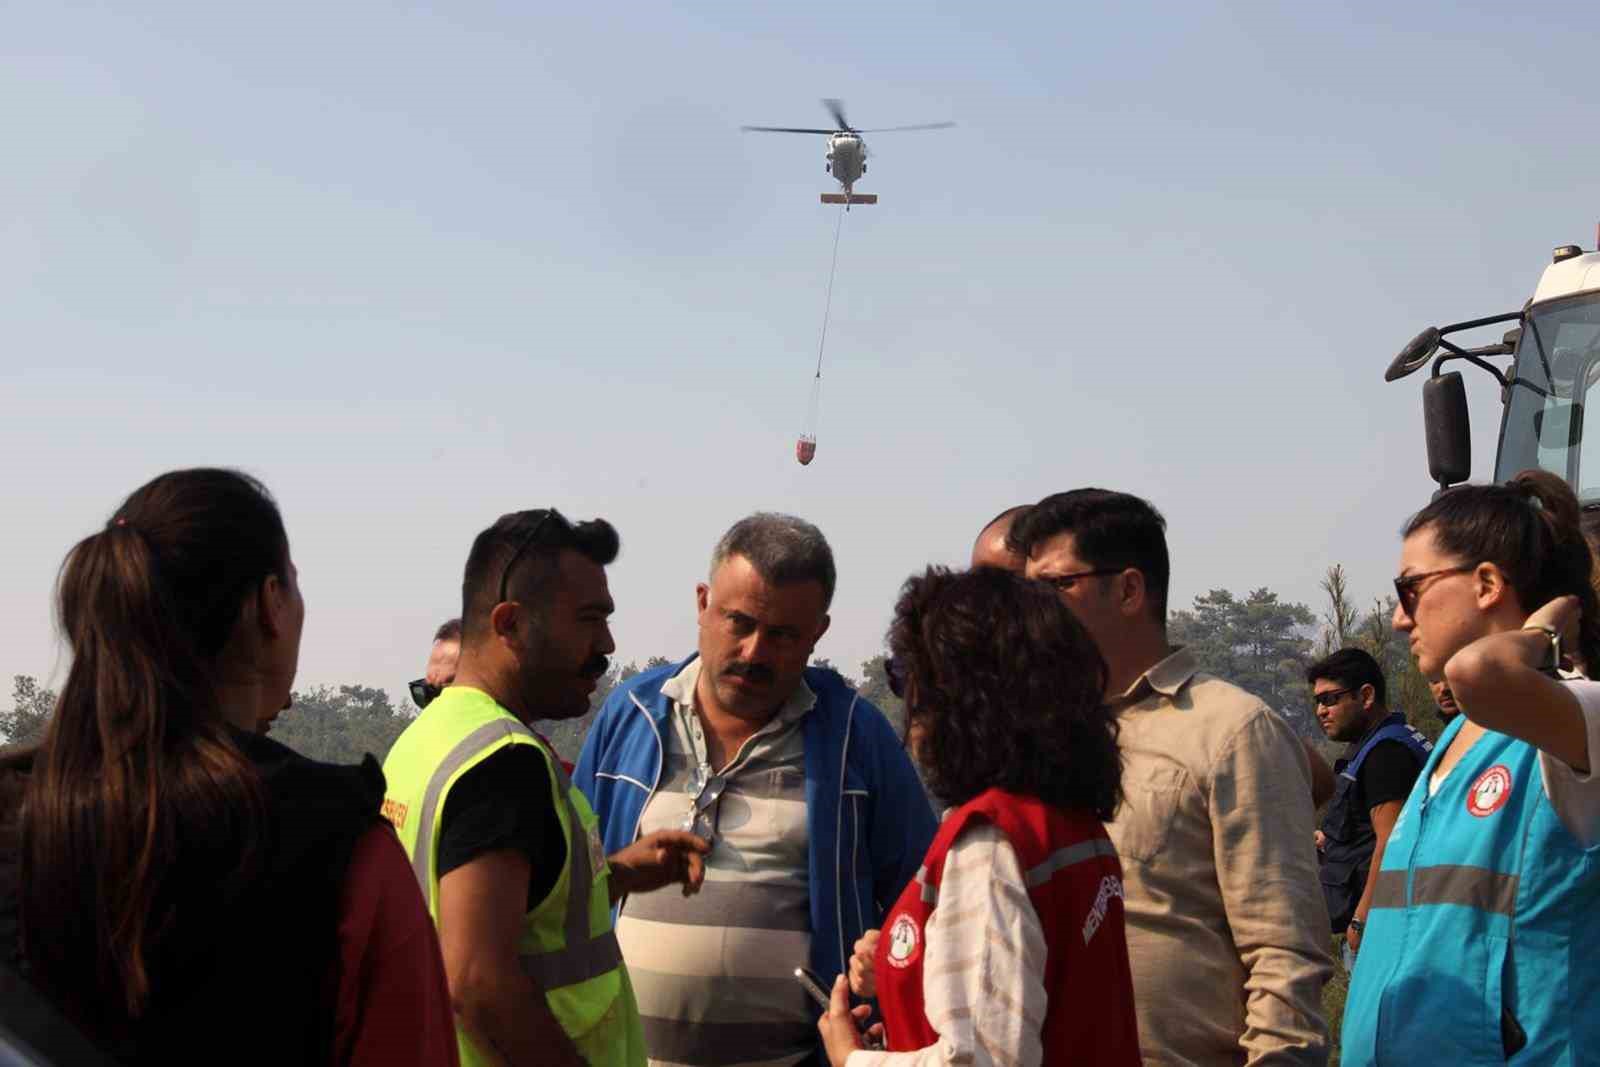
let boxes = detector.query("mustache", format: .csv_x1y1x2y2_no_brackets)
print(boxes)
723,661,774,685
580,654,610,680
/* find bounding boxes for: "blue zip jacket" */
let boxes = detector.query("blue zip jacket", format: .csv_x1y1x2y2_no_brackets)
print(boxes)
573,655,937,985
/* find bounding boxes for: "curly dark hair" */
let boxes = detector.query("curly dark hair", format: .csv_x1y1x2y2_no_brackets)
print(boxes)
888,566,1122,819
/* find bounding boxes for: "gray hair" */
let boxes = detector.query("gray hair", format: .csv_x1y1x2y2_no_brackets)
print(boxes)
710,513,837,609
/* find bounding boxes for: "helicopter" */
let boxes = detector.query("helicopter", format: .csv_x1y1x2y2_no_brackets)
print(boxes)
743,98,953,208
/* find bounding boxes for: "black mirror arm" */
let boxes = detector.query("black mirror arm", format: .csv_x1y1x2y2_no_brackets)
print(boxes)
1431,345,1513,389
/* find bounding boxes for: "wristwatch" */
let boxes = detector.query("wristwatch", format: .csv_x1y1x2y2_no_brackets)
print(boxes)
1348,918,1365,935
1523,624,1563,674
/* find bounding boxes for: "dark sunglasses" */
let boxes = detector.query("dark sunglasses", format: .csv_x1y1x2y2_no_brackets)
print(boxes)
409,678,442,709
885,656,908,699
1393,564,1475,616
499,508,571,604
1312,687,1354,708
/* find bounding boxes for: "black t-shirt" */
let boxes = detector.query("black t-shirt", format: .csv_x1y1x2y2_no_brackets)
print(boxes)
436,746,566,911
1355,738,1424,814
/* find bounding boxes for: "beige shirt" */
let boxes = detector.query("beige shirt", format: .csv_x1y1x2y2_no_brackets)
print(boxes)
1109,648,1331,1067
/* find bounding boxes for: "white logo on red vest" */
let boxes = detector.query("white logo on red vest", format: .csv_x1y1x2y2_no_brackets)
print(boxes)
886,913,921,969
1082,875,1124,945
1467,765,1513,818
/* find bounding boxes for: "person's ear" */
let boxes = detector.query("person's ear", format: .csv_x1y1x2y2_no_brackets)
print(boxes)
489,601,521,643
1117,569,1147,620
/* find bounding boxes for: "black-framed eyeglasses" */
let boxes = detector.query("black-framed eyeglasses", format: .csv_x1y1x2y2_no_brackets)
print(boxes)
1039,568,1122,592
409,678,442,709
1393,564,1476,616
1312,687,1354,708
498,508,570,605
884,656,908,699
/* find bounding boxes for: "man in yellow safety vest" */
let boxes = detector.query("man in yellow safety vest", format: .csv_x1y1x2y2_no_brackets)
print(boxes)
384,508,710,1067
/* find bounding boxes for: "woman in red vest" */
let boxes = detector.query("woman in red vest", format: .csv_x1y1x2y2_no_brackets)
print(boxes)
818,566,1140,1066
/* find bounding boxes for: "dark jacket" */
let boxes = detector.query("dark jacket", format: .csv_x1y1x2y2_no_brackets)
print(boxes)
0,731,384,1065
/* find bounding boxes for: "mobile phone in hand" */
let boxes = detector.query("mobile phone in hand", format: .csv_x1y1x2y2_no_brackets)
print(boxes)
794,967,884,1050
794,966,831,1009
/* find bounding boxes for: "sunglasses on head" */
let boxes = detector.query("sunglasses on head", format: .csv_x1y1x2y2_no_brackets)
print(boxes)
409,678,442,709
499,507,572,604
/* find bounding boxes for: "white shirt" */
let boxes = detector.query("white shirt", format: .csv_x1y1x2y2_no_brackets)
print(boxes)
846,823,1047,1067
1537,678,1600,847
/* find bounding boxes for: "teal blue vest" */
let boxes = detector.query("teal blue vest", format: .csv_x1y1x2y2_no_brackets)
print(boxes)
1341,714,1600,1065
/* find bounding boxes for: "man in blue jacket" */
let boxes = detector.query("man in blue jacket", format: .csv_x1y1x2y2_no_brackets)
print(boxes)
575,512,936,1067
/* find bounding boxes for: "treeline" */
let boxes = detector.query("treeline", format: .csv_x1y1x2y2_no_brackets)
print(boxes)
1,564,1440,765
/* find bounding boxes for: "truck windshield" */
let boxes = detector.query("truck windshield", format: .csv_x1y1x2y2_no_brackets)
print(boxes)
1495,292,1600,501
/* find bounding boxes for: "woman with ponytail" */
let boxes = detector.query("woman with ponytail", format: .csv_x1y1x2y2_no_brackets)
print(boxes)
11,469,456,1065
1341,470,1600,1066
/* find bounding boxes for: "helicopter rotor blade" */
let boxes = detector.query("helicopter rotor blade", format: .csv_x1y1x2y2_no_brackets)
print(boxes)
823,98,850,130
854,122,957,133
742,126,837,134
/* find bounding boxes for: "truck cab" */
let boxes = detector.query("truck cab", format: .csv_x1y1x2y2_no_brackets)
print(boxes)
1387,242,1600,502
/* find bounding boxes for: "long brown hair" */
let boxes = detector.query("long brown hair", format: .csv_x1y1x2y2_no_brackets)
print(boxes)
1404,468,1600,669
22,469,289,1026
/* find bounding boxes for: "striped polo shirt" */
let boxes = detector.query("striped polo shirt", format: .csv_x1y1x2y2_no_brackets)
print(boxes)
615,658,816,1067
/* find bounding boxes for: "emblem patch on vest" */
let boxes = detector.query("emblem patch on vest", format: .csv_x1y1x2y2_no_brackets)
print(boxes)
587,825,607,877
886,913,921,969
1467,764,1512,817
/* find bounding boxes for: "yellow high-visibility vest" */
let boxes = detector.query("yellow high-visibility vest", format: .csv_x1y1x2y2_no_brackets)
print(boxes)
383,686,645,1067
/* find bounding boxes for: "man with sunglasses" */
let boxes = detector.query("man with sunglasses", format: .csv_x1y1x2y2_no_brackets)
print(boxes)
408,617,462,710
383,509,711,1067
1010,489,1332,1067
1307,648,1431,970
574,513,935,1067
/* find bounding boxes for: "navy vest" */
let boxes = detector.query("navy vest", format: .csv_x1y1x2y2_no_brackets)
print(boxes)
1319,712,1432,932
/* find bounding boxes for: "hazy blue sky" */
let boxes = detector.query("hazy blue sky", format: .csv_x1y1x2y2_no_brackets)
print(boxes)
5,2,1599,700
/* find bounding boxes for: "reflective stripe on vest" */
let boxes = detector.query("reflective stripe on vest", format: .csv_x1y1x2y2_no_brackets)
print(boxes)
913,836,1118,905
407,717,622,991
1024,838,1118,888
1370,864,1519,916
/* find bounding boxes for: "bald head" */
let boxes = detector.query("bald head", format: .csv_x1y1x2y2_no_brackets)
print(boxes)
971,505,1029,572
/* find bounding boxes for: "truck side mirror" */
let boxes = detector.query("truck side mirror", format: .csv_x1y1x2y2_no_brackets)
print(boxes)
1386,327,1442,382
1423,371,1471,488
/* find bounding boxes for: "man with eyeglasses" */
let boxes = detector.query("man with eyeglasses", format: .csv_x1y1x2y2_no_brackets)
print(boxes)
1307,648,1432,971
408,617,462,710
383,510,711,1067
574,513,936,1067
1010,489,1332,1067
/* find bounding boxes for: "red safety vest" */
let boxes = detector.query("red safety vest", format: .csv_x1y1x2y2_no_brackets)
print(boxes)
874,788,1140,1064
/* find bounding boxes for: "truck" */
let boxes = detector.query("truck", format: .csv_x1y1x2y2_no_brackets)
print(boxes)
1386,237,1600,501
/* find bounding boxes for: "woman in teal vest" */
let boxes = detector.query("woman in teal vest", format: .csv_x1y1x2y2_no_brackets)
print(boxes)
1342,469,1600,1066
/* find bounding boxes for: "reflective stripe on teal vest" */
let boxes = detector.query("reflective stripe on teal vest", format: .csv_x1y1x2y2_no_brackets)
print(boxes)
1341,714,1600,1066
